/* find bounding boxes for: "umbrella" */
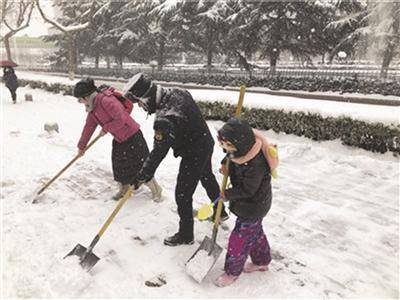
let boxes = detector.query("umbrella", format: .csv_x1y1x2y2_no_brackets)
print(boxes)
0,60,18,67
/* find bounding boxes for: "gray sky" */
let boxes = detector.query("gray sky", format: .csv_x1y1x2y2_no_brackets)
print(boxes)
17,1,54,37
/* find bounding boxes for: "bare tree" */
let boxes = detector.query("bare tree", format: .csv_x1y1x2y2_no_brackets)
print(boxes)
0,0,34,61
35,0,99,79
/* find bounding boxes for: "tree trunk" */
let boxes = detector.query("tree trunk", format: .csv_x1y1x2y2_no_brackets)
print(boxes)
68,35,76,80
380,43,394,78
380,11,399,78
4,34,12,61
95,54,99,68
157,37,165,71
237,52,252,78
206,25,214,73
116,56,123,69
270,51,278,75
106,56,110,69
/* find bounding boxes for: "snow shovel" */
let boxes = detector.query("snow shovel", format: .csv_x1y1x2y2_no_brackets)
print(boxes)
186,85,246,283
65,185,133,271
32,132,103,203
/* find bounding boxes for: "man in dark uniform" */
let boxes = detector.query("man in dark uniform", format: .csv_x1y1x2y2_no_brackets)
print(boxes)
123,73,228,246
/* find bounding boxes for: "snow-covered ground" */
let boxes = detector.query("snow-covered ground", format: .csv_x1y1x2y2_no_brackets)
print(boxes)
1,81,399,298
16,71,400,126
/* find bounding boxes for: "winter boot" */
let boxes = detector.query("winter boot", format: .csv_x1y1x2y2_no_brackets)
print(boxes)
112,183,130,200
163,232,194,246
145,178,163,202
243,262,268,273
215,273,238,287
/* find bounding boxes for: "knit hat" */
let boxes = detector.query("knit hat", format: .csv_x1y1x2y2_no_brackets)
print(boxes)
218,117,256,157
73,77,97,98
122,73,152,101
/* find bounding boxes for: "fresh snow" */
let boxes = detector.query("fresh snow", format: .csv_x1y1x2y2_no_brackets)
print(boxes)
1,77,399,298
186,249,216,283
16,71,400,126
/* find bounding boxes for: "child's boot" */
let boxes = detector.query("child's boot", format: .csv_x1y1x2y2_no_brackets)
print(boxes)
145,178,163,202
243,262,268,273
215,273,238,287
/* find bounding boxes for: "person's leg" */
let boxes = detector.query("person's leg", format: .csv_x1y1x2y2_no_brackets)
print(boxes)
111,139,130,200
164,153,208,246
247,220,271,270
216,217,262,287
199,150,220,201
223,217,254,276
199,149,228,221
8,88,16,103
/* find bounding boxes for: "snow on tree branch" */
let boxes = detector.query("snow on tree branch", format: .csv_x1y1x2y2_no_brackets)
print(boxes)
35,0,97,34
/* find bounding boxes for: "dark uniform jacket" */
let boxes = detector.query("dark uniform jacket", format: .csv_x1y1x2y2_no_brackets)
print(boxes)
140,87,214,181
219,117,272,219
3,67,18,90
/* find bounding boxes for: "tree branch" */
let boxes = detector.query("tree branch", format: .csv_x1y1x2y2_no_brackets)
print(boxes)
35,0,96,34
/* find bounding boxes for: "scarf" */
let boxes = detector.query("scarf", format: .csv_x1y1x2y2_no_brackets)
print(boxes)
231,129,279,178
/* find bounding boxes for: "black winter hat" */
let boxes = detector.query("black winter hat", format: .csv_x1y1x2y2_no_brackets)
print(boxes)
122,73,152,101
73,77,97,98
218,117,256,157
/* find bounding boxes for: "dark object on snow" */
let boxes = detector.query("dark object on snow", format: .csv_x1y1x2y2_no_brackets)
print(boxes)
124,73,227,241
3,67,18,103
65,186,133,271
0,60,18,67
44,122,59,133
25,93,33,101
144,274,167,287
73,77,97,98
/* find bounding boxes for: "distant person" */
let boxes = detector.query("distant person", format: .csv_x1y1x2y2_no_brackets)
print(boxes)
3,67,19,104
123,73,228,247
73,77,162,202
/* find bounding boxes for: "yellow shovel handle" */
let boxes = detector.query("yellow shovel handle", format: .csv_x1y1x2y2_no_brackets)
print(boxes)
98,186,133,237
213,85,246,229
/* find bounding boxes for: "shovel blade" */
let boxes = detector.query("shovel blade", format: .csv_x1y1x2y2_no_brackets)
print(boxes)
65,244,100,271
185,236,223,283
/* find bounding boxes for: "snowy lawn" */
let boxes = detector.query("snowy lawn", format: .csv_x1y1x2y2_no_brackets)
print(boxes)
16,70,400,126
1,83,399,298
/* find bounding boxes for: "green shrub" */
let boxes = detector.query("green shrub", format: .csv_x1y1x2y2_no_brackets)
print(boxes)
197,101,400,155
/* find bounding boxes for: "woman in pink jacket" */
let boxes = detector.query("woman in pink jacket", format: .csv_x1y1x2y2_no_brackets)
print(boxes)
73,78,162,201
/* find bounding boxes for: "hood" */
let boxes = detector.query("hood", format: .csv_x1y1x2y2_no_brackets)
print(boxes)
218,117,255,157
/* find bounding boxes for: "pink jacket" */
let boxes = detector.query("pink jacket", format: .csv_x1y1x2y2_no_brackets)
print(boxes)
78,90,140,150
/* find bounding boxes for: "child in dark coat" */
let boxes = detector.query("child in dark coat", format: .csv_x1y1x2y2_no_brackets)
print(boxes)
215,117,276,287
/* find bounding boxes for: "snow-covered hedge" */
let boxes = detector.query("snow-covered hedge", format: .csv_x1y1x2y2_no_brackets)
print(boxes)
197,101,400,155
19,79,74,95
23,67,400,96
18,78,400,155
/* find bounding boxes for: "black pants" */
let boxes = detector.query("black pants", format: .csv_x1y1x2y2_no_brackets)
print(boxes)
7,87,16,101
175,146,221,238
